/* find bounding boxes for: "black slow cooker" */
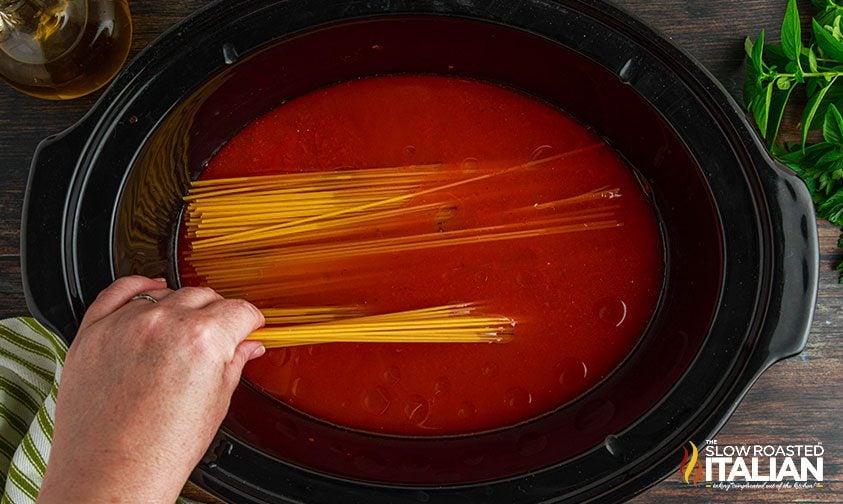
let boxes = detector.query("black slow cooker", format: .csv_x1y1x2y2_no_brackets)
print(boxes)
21,0,818,502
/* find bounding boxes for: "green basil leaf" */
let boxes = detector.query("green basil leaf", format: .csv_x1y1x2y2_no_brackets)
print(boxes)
750,96,766,138
811,83,843,120
764,43,790,70
776,147,806,165
785,60,805,83
806,142,835,157
813,18,843,61
816,8,840,28
743,67,762,108
819,7,843,28
823,104,843,144
817,147,843,165
803,175,819,194
776,143,833,171
782,0,803,61
807,77,821,96
770,143,791,158
753,81,774,138
808,46,820,72
817,189,843,225
752,30,765,72
805,143,838,167
767,83,794,145
822,173,834,194
796,65,806,83
802,76,839,146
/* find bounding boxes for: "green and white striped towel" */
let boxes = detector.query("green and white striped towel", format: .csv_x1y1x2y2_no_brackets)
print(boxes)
0,317,197,503
0,317,64,504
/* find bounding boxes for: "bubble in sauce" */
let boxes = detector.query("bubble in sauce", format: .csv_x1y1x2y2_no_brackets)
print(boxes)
556,357,589,389
595,297,628,327
531,144,554,160
505,387,533,409
403,395,430,424
362,386,391,415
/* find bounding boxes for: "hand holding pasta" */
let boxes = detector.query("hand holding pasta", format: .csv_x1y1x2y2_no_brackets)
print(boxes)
37,276,265,503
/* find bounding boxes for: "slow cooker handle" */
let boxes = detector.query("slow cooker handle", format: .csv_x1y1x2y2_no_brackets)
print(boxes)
21,118,94,343
753,159,819,368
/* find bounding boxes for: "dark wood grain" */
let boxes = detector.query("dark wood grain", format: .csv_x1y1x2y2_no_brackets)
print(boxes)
0,1,839,502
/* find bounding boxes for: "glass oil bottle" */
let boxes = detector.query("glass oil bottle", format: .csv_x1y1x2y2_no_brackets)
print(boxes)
0,0,131,100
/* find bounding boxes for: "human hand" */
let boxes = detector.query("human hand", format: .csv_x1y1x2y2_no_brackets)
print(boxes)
37,276,265,503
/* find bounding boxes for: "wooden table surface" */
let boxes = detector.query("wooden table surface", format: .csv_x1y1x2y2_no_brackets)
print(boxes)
0,1,839,502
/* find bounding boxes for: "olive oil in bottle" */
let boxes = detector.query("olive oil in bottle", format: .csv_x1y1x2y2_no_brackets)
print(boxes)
0,0,132,100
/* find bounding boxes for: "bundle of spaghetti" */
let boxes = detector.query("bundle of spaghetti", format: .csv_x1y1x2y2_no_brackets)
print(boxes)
260,306,362,324
195,212,621,297
184,144,606,255
185,162,460,240
249,304,515,348
181,144,622,343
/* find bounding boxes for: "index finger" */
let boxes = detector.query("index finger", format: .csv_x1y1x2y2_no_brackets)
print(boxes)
201,298,265,349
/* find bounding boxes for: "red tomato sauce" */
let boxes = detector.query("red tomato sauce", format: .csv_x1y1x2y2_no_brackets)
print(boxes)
181,75,663,435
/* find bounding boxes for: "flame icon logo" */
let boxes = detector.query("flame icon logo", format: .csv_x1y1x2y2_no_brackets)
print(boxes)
678,441,704,486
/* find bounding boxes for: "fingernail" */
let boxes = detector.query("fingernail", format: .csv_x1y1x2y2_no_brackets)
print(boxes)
249,345,266,360
152,277,167,283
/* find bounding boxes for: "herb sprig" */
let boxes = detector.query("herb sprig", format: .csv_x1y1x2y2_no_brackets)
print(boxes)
744,0,843,281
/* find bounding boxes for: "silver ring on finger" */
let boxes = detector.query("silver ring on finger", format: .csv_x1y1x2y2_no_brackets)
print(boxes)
130,293,158,304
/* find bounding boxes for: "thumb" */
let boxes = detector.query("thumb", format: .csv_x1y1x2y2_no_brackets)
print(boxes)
224,340,265,387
